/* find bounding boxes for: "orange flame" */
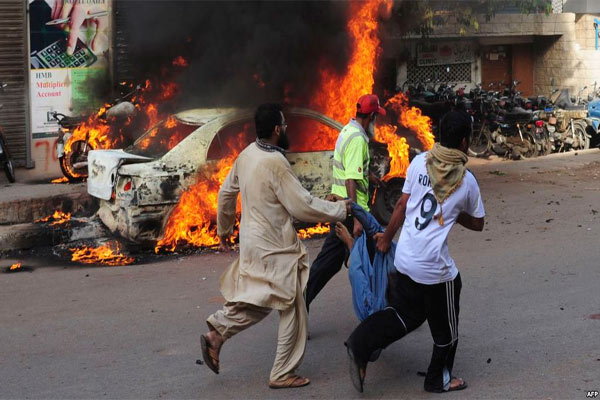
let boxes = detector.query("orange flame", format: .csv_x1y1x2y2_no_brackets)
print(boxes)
154,125,251,252
306,0,412,178
310,0,387,123
297,223,331,240
157,0,395,252
374,93,434,178
35,210,72,226
172,56,188,67
62,56,186,168
374,124,410,178
9,262,22,271
51,177,69,184
387,92,435,150
70,242,135,266
156,0,434,251
307,0,432,179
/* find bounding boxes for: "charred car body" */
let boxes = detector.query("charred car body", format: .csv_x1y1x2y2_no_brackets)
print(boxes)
87,107,399,245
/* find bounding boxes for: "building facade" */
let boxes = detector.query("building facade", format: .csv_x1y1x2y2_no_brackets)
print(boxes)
384,0,600,100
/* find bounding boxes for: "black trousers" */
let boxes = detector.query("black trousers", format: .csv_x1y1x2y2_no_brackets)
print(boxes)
345,271,462,392
305,217,374,312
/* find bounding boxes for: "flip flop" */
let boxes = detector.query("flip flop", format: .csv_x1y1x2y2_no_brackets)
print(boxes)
346,346,366,393
447,377,467,392
200,335,220,375
423,374,467,393
268,375,310,389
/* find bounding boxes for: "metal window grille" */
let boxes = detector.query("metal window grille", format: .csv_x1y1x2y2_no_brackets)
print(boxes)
552,0,563,13
407,63,472,83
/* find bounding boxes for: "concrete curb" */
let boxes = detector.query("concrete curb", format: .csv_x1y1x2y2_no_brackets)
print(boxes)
0,183,95,225
0,217,108,252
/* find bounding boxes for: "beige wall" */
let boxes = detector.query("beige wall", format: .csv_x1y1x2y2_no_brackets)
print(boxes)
387,12,600,98
534,13,600,98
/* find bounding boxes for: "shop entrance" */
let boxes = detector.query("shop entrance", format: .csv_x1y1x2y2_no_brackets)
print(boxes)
481,44,534,97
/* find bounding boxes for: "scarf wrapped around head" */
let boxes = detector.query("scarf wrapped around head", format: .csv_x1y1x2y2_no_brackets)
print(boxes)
426,143,469,225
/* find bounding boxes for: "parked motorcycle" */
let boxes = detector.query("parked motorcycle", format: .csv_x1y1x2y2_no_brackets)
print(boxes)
543,81,590,152
584,82,600,146
0,82,15,183
54,112,88,181
468,81,545,159
54,85,140,182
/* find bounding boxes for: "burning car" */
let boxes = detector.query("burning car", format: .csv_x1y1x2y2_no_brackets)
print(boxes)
87,107,401,247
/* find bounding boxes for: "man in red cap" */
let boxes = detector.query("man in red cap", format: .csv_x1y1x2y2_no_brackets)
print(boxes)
305,94,386,316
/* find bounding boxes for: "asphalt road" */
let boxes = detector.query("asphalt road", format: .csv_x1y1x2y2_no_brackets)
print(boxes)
2,150,600,399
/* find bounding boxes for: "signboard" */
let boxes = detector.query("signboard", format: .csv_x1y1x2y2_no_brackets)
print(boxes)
28,0,111,175
417,41,474,67
29,0,111,138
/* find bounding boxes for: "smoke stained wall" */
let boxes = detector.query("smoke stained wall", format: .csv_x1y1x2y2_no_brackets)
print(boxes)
116,1,352,109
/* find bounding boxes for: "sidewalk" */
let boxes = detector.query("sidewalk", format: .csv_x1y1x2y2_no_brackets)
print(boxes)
0,178,101,252
0,180,93,225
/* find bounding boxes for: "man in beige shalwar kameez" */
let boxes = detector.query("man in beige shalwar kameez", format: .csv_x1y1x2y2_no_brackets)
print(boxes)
201,103,349,389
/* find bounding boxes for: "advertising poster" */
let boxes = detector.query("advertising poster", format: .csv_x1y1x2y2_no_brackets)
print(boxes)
417,41,474,67
29,0,110,174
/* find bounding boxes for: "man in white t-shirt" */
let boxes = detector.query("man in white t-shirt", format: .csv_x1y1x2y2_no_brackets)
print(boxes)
344,111,485,394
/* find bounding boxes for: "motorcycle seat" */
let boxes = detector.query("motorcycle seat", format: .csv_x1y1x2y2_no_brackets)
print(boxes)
559,104,587,111
60,115,86,127
500,107,533,117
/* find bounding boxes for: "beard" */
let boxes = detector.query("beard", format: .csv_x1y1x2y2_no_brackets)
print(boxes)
367,120,375,137
277,131,290,150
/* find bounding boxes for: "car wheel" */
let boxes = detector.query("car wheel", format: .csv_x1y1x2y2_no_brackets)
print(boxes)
372,177,405,226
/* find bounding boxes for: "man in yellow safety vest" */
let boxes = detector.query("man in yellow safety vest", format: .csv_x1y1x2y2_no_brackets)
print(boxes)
305,94,387,314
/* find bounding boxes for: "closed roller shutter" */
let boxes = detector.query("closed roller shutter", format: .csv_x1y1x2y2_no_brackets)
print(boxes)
0,0,30,167
114,0,135,83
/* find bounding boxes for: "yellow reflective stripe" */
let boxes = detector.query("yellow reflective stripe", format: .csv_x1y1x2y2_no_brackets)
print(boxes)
332,178,346,186
339,131,365,160
332,178,368,195
332,159,344,170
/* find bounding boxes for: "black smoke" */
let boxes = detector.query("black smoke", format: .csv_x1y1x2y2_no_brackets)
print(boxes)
117,1,352,108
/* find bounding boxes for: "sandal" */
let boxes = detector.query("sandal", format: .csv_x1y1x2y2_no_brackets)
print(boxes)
268,375,310,389
200,335,220,374
447,377,467,392
346,346,366,393
423,374,467,393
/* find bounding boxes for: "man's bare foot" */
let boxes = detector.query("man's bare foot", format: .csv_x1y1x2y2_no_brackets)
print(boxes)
205,330,224,351
335,221,354,251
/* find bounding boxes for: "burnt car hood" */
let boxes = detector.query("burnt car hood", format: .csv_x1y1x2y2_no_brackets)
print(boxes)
87,149,153,200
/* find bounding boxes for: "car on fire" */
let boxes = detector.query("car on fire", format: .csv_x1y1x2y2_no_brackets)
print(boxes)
87,107,402,245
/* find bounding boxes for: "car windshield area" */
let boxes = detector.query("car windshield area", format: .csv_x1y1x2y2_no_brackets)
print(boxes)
126,116,201,158
207,121,255,160
207,115,339,160
286,115,338,152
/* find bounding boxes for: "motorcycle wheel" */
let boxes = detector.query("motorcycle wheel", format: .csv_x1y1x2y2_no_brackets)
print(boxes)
3,160,15,183
372,177,405,226
540,137,553,156
468,123,491,157
539,127,552,156
60,140,91,182
519,132,538,159
573,122,589,150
